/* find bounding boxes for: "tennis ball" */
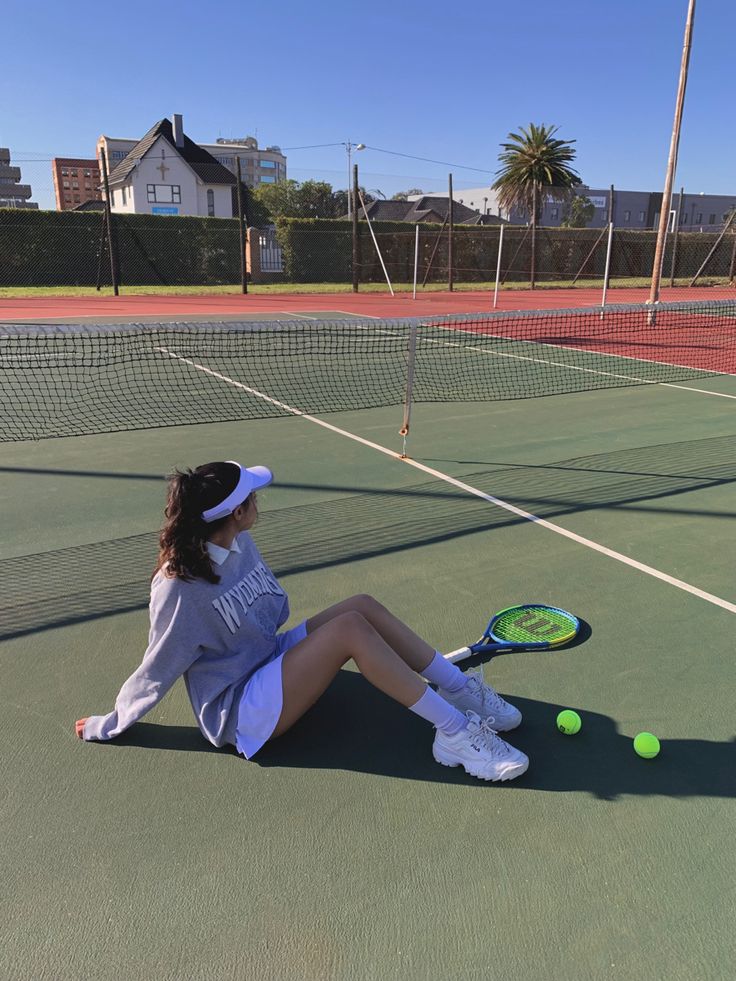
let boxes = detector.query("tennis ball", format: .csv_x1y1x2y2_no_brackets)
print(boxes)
633,732,660,759
556,709,582,735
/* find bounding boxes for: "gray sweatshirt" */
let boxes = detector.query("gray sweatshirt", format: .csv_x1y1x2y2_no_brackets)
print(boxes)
83,532,289,747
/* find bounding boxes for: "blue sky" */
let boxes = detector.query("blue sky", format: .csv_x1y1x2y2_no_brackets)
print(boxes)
7,0,735,209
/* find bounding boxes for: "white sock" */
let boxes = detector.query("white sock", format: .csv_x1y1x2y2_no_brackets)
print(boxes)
408,687,468,735
421,651,467,693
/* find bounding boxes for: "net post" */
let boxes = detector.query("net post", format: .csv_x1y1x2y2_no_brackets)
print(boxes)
235,158,248,295
600,222,614,318
412,224,419,299
493,223,504,308
99,147,119,297
352,164,360,293
399,319,419,457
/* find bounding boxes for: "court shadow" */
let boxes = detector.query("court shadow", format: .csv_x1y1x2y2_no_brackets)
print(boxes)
106,667,735,800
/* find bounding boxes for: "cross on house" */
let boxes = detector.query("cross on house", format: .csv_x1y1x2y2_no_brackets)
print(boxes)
157,159,169,180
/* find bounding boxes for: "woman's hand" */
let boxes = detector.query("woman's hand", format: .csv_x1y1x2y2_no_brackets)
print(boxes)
75,718,89,739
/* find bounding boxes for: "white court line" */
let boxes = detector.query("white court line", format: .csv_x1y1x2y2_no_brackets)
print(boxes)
156,344,736,616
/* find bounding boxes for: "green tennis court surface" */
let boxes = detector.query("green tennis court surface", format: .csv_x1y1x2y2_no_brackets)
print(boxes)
2,302,735,980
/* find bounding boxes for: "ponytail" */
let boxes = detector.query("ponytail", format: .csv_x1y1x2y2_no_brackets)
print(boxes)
155,462,240,583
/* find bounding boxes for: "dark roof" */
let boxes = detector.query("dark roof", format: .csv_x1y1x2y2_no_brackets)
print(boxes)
72,199,105,211
351,196,507,225
107,118,236,187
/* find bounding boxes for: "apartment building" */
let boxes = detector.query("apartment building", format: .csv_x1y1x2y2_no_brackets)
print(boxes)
52,158,103,211
0,148,38,209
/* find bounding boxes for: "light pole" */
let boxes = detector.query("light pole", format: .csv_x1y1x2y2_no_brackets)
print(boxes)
345,142,365,219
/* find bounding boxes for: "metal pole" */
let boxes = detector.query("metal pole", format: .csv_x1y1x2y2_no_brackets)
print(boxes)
352,163,360,292
669,186,684,286
448,173,454,292
399,319,418,456
99,147,119,296
688,209,736,286
236,157,248,295
493,223,504,308
649,0,697,313
412,224,419,299
601,222,614,315
357,187,394,295
346,143,352,221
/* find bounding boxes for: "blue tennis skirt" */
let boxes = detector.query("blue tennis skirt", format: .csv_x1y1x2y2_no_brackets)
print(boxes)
234,620,308,760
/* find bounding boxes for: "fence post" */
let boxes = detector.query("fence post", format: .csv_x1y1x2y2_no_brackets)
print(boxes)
235,158,248,294
448,173,454,292
99,148,119,296
352,164,360,292
669,186,684,286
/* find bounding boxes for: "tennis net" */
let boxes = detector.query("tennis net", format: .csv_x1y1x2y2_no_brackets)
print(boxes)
2,299,735,441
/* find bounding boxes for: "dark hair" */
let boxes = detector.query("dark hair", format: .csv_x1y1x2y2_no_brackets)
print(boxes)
155,461,242,583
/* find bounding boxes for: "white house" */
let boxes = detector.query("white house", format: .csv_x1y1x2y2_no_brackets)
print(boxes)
104,115,237,218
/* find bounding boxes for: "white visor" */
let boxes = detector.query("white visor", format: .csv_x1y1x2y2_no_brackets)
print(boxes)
201,462,272,523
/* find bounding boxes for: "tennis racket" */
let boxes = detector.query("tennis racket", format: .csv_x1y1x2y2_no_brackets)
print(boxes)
444,603,580,664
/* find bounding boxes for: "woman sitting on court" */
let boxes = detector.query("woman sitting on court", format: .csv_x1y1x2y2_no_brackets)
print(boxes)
75,461,528,782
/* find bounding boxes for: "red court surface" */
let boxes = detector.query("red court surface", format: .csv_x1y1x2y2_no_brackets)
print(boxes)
0,285,733,322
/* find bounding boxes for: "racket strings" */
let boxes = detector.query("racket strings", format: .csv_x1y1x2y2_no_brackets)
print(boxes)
490,608,577,646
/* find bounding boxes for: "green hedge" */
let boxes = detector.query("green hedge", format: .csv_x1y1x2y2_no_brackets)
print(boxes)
0,208,241,286
1,208,732,287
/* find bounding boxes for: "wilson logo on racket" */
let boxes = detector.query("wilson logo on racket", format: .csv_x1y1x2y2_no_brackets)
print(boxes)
512,613,561,636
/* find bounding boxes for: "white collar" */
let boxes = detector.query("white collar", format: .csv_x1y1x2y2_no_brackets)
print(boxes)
206,536,242,567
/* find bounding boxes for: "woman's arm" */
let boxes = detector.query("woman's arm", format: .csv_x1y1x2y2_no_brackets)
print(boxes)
78,585,200,741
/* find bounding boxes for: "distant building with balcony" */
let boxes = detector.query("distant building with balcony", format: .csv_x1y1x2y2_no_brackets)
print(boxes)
52,158,103,211
0,148,39,209
97,121,286,192
419,185,736,231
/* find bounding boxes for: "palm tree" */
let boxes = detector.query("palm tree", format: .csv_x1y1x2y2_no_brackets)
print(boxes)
492,124,581,287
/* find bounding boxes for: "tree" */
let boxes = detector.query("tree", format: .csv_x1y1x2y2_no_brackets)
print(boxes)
250,180,375,222
391,188,424,201
561,195,595,228
492,123,582,287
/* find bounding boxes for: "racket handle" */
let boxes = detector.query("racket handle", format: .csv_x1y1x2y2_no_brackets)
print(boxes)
443,646,472,664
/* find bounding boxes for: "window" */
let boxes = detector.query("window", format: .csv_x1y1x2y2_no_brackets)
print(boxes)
72,182,78,189
624,210,631,222
638,211,645,221
63,181,70,188
259,175,276,183
84,171,91,178
112,150,127,160
207,189,215,216
71,170,78,177
259,159,277,168
709,213,716,224
550,208,558,219
121,187,127,206
147,184,182,203
61,169,68,177
696,213,703,223
111,190,115,205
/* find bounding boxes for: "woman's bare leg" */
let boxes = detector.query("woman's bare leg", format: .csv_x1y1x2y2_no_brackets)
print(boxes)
306,594,435,674
271,610,427,739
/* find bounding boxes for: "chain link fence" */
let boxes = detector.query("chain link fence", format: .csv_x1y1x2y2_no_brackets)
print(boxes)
1,153,734,296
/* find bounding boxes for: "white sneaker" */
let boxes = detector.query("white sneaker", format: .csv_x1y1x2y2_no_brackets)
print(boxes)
433,711,529,782
439,668,522,732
